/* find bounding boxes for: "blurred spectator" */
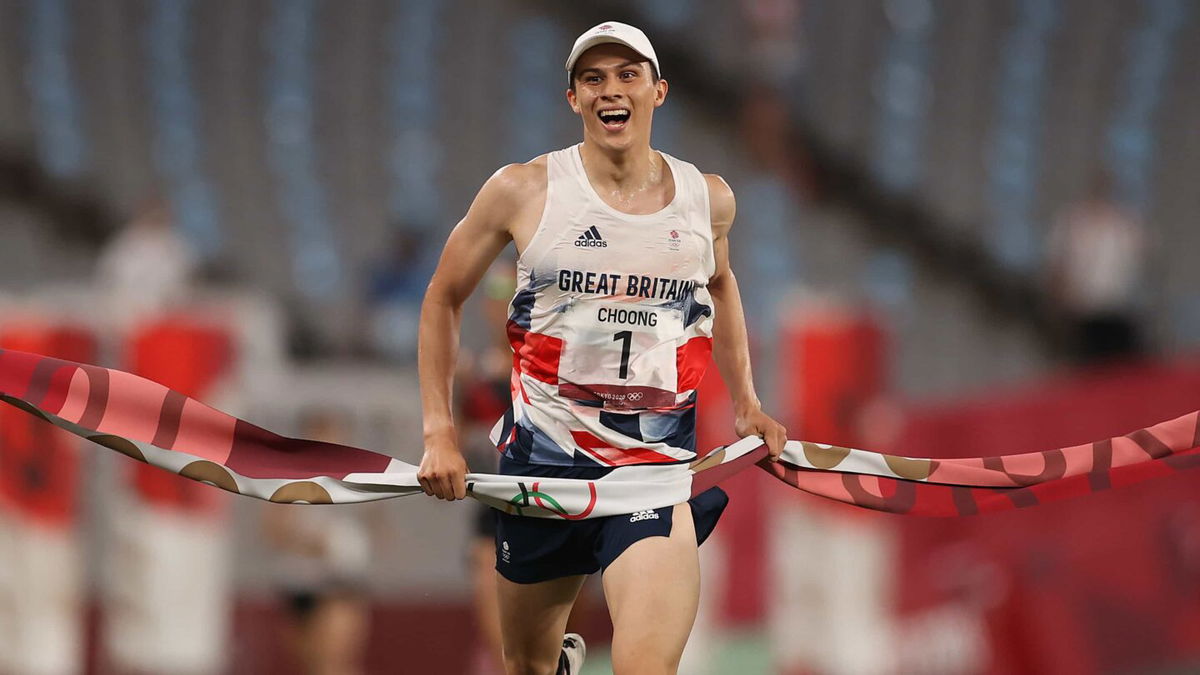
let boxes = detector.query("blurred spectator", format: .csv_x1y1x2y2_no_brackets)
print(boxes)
1045,171,1148,363
97,202,233,675
459,263,516,674
457,261,602,673
741,0,806,88
364,227,432,362
0,326,94,675
95,197,197,332
734,85,811,373
262,407,373,675
740,85,811,191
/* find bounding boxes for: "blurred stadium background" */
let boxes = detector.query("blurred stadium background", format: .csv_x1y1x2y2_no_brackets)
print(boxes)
1,0,1199,673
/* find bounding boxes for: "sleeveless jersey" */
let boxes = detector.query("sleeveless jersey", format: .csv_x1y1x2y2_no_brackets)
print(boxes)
490,144,716,467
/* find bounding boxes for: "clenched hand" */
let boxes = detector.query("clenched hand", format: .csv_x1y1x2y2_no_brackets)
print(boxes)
735,407,788,462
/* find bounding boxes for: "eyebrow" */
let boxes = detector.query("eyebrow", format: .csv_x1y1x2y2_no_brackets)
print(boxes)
575,60,645,77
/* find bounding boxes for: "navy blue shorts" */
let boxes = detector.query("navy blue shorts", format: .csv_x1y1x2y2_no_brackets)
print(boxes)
493,456,729,584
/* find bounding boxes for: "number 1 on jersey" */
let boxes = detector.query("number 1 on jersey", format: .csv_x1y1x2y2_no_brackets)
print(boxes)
613,330,633,379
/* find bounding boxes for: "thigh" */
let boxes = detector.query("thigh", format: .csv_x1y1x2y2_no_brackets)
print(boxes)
308,594,369,669
602,503,700,675
497,572,587,675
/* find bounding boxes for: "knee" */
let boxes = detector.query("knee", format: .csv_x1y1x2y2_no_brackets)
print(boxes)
503,651,560,675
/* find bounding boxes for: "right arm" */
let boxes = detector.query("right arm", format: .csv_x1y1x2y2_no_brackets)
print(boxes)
416,164,531,500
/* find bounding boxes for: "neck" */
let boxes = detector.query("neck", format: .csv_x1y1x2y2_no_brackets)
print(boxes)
578,139,661,193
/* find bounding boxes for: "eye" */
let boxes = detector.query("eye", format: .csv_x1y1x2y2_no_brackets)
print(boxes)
621,71,637,80
585,75,601,84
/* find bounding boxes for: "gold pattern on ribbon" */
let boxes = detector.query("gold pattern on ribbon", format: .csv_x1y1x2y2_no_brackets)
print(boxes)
689,448,727,473
884,455,934,480
270,481,333,504
180,460,239,493
89,434,148,463
802,442,851,469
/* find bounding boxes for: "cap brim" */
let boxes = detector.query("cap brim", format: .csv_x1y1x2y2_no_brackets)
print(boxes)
565,37,653,79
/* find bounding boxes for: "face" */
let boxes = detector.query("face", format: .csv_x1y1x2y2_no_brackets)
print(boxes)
566,43,668,151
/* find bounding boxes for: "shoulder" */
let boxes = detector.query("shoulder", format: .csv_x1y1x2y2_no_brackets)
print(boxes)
483,155,549,204
470,155,549,223
703,173,735,237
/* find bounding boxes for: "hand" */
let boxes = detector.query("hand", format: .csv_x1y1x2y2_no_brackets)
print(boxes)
735,406,788,462
417,434,469,500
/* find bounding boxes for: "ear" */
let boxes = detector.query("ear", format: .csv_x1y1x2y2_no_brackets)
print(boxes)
566,87,581,114
653,78,669,108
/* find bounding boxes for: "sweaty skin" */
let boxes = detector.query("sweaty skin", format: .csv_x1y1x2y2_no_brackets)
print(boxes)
416,40,786,675
416,44,785,502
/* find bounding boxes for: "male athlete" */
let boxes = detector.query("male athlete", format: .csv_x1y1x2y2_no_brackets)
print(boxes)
417,21,786,675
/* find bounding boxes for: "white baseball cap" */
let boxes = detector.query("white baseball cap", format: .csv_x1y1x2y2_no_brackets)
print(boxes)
565,21,660,83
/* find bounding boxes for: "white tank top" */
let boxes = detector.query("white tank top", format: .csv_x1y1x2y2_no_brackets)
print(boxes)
490,144,716,467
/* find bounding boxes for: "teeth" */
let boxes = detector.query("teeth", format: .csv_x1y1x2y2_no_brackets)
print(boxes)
599,109,630,119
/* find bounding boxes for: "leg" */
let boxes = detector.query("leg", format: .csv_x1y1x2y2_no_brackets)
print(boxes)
497,573,587,675
307,593,369,675
471,537,506,672
280,594,316,673
602,503,700,675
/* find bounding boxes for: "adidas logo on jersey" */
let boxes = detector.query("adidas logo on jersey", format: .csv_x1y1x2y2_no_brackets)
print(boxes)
574,225,608,248
629,509,660,523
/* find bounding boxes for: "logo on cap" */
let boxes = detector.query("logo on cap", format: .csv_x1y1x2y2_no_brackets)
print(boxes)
597,24,614,31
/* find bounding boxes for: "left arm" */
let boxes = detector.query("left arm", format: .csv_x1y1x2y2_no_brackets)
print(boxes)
704,174,788,460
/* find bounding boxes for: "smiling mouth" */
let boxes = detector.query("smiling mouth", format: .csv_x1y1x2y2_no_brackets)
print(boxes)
597,108,631,130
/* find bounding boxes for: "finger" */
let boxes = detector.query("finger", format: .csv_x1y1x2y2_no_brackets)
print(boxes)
453,475,468,500
753,425,769,443
767,427,786,461
418,476,434,497
438,475,455,501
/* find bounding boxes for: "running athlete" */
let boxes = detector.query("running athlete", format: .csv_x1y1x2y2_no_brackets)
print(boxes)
417,22,786,675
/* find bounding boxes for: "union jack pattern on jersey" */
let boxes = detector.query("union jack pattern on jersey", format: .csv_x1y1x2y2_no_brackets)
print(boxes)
490,145,716,467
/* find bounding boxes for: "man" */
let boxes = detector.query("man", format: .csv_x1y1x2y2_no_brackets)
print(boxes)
417,21,786,675
1045,170,1148,363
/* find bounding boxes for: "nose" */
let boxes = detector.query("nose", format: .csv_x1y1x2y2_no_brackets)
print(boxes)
599,77,623,100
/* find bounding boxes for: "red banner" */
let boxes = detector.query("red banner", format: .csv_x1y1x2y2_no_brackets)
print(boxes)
0,323,95,527
126,317,232,513
894,359,1200,674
